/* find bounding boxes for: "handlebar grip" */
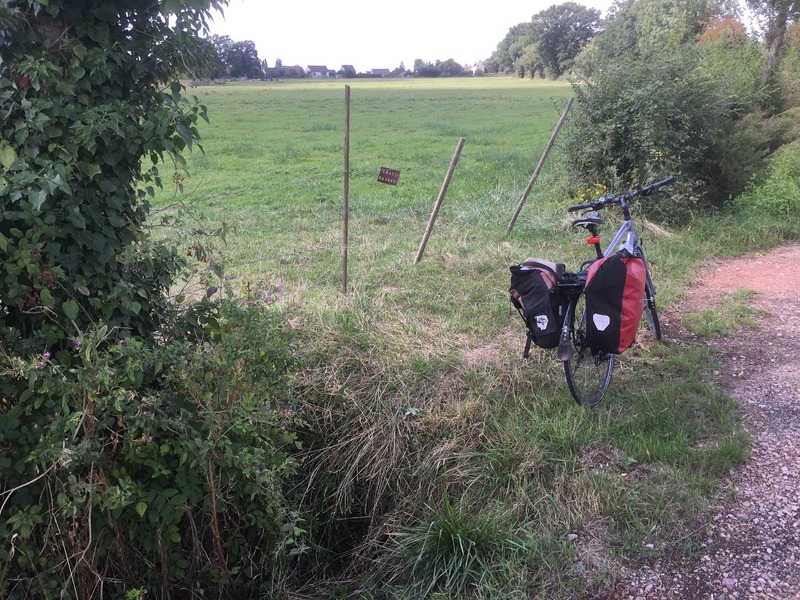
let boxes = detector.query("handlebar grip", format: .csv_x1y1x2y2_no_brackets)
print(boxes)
640,175,677,196
567,202,592,213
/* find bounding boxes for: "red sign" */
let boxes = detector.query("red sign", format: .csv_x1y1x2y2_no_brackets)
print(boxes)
377,167,400,185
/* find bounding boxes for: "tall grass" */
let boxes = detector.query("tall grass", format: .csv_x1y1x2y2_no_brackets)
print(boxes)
149,78,795,597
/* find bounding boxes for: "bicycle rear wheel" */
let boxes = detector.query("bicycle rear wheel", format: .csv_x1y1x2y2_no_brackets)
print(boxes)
563,293,614,407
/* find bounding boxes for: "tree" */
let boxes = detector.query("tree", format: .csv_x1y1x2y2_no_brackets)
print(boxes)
228,39,262,78
437,58,465,76
208,33,234,77
207,35,262,78
488,22,535,73
413,58,441,77
486,4,599,78
518,44,545,78
698,16,748,47
587,0,735,65
530,2,601,77
747,0,800,79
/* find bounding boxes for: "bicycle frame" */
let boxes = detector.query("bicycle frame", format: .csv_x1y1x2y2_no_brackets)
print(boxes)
597,195,642,258
604,218,637,256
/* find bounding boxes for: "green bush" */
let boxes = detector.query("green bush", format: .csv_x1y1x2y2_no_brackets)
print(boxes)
0,0,220,356
561,0,786,223
734,142,800,221
563,43,772,222
0,291,304,598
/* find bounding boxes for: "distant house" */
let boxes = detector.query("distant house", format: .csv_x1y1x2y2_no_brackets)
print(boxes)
340,64,356,77
371,68,391,77
307,65,330,78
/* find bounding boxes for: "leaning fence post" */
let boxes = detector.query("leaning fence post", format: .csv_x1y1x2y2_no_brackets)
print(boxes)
414,137,466,264
506,97,573,234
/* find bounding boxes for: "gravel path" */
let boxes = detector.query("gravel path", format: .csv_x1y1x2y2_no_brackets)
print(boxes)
598,245,800,600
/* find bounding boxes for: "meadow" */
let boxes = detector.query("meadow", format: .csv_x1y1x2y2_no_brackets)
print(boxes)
151,77,765,597
157,78,576,284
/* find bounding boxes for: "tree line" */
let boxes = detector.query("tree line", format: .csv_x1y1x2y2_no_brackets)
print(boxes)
204,0,797,82
201,37,477,79
487,0,798,81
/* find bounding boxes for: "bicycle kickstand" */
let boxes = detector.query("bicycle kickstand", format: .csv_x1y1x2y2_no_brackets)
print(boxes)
523,331,533,358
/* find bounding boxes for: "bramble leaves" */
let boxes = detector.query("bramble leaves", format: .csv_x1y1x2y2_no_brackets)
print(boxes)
62,300,78,320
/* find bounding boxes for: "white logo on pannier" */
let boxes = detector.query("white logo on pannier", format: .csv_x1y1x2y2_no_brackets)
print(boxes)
535,315,549,330
593,314,611,331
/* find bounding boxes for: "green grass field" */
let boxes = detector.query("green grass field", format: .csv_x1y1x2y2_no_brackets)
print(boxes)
155,79,574,281
151,78,769,597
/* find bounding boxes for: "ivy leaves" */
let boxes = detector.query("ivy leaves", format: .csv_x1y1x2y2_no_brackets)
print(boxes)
0,140,15,168
0,0,229,349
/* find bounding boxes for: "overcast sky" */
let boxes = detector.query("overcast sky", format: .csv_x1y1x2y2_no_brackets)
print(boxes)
207,0,616,72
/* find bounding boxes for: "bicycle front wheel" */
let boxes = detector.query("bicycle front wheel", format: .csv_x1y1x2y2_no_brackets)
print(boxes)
563,293,614,407
643,272,662,340
635,245,662,341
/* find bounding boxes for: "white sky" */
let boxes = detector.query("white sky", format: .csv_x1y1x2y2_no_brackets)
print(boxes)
208,0,616,72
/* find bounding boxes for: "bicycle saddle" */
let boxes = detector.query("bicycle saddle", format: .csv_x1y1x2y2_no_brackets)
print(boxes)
570,214,604,229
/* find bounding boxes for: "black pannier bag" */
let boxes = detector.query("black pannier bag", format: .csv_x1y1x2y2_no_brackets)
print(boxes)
583,251,646,354
509,259,566,350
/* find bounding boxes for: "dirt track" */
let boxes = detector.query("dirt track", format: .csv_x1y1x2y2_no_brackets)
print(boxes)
599,245,800,599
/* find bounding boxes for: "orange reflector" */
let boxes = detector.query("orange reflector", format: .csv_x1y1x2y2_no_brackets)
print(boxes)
587,236,600,244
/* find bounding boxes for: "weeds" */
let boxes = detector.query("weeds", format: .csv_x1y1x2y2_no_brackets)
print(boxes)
682,289,763,336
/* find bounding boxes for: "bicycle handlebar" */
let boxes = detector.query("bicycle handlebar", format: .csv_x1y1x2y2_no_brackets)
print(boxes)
567,176,677,213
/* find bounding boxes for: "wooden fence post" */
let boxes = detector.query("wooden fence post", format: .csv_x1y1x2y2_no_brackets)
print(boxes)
506,97,573,234
342,85,350,294
414,137,466,264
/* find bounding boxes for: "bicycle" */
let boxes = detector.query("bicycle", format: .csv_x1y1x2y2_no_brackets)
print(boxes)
555,176,677,407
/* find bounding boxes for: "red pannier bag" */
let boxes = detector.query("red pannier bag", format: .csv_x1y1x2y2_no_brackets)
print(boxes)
583,251,646,354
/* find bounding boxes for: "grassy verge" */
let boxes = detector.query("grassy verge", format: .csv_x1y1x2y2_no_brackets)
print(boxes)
151,79,798,597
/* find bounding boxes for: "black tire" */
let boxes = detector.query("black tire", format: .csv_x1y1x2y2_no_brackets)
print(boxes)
643,272,662,340
635,245,662,341
563,293,614,407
